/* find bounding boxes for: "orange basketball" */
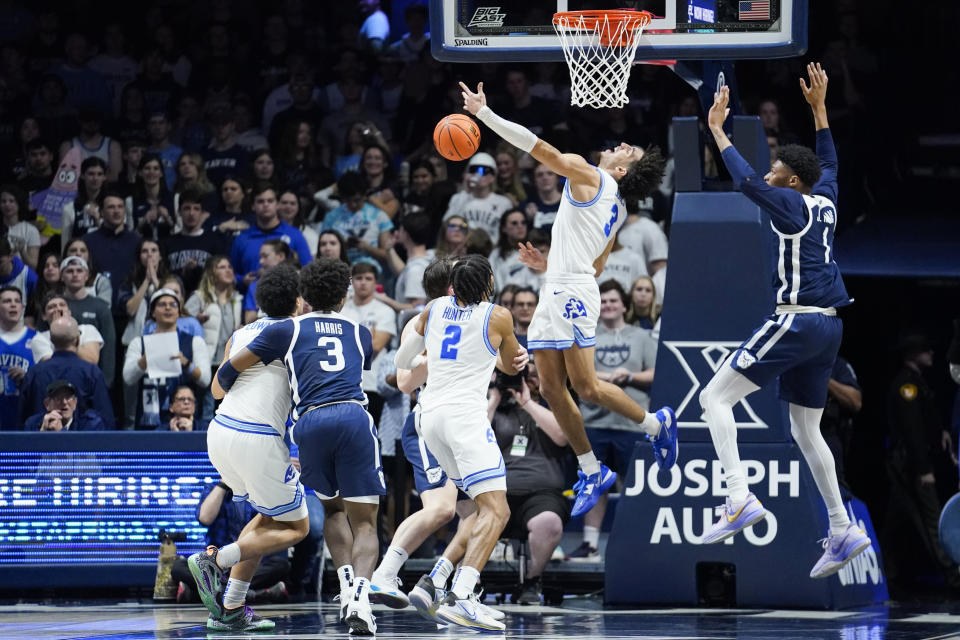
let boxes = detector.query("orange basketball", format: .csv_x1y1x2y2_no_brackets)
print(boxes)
433,114,481,162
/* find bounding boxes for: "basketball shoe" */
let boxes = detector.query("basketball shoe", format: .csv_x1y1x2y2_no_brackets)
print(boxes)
648,406,679,469
702,493,767,544
187,545,225,618
809,523,872,579
206,605,276,632
571,463,617,518
436,592,506,632
369,574,409,609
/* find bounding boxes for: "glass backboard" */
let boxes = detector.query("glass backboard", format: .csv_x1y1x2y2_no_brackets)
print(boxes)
430,0,807,62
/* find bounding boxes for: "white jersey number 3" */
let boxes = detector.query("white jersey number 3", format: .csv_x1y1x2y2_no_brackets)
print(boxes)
317,337,345,371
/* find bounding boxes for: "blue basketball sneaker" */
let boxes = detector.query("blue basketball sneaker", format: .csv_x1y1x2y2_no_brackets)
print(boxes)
809,523,872,579
647,406,678,470
702,493,767,544
570,463,617,518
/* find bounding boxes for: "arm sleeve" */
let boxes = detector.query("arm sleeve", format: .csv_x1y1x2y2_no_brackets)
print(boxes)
720,146,809,235
359,325,374,370
475,105,538,153
811,128,839,203
246,319,295,363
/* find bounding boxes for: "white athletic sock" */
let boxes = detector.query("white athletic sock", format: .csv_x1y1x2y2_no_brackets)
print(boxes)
429,556,454,589
640,410,662,437
788,404,850,535
450,565,480,600
223,578,249,609
700,366,758,503
582,525,600,549
215,543,241,570
337,564,355,592
577,451,601,477
374,545,408,582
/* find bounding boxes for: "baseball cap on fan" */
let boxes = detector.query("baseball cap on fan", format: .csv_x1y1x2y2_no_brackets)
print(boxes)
467,152,497,175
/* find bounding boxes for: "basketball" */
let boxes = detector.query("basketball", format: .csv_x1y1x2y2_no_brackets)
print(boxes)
433,114,481,162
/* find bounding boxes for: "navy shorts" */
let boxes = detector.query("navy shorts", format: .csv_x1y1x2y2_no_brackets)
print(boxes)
730,312,843,409
292,402,386,499
401,408,448,494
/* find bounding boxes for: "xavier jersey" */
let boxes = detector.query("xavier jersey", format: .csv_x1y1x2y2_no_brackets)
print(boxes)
247,311,373,421
216,318,290,435
419,297,498,412
547,167,625,276
721,128,850,309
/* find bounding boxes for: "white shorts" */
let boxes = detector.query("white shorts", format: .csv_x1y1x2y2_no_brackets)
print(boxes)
418,406,506,499
528,273,600,350
207,415,309,522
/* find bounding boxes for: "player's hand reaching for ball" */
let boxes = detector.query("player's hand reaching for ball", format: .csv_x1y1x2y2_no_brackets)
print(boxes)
707,85,730,132
459,81,486,115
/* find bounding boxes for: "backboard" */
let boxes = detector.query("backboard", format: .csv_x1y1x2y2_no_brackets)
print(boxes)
430,0,807,62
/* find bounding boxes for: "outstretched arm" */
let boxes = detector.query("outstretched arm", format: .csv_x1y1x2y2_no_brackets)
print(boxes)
460,82,598,187
801,62,839,201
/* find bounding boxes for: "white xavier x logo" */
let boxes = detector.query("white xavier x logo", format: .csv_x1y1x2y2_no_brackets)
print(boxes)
662,341,767,429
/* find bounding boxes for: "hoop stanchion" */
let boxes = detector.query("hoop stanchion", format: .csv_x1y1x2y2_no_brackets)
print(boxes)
552,9,652,109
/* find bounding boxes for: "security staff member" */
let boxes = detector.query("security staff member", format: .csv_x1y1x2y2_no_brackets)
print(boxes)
883,332,959,589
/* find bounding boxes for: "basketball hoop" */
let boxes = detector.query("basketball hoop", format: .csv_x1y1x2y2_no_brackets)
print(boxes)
552,9,653,109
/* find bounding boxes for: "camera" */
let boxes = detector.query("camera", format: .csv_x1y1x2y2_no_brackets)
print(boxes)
495,367,528,392
158,528,187,543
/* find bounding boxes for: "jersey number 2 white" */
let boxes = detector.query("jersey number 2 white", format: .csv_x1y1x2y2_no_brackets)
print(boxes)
317,337,345,371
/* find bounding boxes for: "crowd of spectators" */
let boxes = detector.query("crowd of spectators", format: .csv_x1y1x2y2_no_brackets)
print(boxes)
1,0,956,600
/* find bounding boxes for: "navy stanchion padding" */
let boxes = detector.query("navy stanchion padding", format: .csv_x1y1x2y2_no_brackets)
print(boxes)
605,442,888,608
651,192,788,443
938,493,960,564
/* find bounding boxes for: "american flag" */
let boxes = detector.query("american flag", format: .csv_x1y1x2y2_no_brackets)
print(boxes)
739,0,770,20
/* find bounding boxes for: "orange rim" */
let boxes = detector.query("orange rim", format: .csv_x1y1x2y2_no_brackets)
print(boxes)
552,9,653,31
553,9,652,47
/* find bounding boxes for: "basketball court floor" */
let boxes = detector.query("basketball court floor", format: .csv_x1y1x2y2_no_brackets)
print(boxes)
4,599,960,640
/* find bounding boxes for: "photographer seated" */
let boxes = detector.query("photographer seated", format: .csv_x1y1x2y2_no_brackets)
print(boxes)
487,359,572,605
171,481,290,605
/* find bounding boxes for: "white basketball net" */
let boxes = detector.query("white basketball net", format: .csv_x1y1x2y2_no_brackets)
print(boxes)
553,11,651,109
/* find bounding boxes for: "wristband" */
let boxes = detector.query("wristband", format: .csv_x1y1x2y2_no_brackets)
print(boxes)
627,374,633,385
187,363,197,375
217,361,241,392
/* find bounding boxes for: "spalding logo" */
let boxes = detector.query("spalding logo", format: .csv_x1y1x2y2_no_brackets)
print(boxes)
736,350,756,369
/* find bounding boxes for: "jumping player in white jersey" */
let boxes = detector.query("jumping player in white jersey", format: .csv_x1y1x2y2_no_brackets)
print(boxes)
700,63,870,577
188,263,309,633
459,82,678,518
395,254,523,632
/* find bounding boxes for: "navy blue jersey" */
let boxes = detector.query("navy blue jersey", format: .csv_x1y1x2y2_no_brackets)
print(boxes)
247,311,373,421
721,128,850,309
